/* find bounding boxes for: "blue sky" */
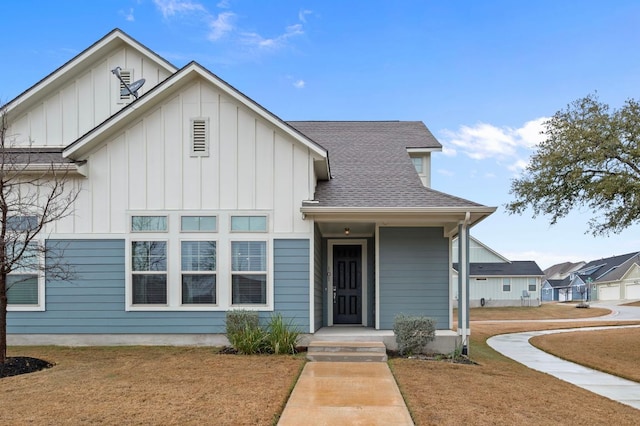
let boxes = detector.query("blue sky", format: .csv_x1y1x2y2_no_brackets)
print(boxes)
2,0,640,269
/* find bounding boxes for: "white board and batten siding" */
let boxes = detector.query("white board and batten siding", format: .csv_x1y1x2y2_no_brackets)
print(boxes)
50,79,317,236
9,45,172,148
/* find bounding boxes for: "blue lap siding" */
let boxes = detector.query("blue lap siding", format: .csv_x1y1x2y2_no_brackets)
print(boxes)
378,227,450,329
8,238,310,335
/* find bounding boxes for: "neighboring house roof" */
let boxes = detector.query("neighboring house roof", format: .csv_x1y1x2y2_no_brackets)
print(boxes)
591,252,640,283
574,252,640,283
290,121,492,212
453,261,544,276
543,261,585,280
543,279,569,289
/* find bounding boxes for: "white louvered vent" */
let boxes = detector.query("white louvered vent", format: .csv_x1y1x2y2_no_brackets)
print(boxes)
118,69,133,102
191,118,209,157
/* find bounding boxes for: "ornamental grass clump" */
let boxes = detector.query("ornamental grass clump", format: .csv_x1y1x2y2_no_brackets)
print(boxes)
225,310,300,355
393,314,436,356
226,310,267,354
266,313,300,355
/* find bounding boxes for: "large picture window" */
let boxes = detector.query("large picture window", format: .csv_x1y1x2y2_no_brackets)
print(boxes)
181,241,216,304
132,241,167,304
231,241,267,304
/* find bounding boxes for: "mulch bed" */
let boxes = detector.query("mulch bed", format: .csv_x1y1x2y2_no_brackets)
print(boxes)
0,357,53,378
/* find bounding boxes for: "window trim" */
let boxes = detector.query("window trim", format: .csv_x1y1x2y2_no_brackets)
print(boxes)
180,239,218,306
230,239,268,307
7,240,45,312
230,215,268,233
125,211,274,312
130,239,169,306
180,215,217,233
502,278,511,292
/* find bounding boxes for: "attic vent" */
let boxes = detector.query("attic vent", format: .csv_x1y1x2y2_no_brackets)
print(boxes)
118,69,133,102
191,118,209,157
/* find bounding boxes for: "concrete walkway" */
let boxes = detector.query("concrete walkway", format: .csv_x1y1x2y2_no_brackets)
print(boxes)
488,325,640,410
278,362,414,425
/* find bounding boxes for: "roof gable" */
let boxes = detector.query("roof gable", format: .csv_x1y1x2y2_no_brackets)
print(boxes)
6,29,177,118
63,62,328,171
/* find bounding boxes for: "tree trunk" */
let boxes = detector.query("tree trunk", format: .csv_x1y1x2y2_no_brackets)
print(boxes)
0,284,7,365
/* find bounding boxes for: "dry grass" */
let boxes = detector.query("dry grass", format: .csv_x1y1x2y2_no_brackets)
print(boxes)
531,326,640,383
1,346,304,425
622,300,640,307
3,303,640,425
464,302,611,321
393,320,640,425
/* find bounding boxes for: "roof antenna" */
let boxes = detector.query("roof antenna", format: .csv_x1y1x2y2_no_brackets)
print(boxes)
111,66,146,99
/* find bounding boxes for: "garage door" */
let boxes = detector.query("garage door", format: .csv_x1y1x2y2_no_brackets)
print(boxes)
598,285,620,300
626,284,640,300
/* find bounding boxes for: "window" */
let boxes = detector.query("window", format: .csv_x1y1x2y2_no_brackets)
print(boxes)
131,241,167,304
231,241,266,304
190,118,209,157
7,275,38,305
132,216,167,232
528,278,537,292
502,278,511,292
181,216,216,232
181,241,216,304
7,215,38,232
411,157,423,173
231,216,267,232
7,241,41,309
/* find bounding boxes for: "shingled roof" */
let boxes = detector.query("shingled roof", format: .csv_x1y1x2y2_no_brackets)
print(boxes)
453,261,544,276
0,148,72,164
289,121,487,209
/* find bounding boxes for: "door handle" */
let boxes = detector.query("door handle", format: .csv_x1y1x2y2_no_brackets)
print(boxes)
333,286,336,304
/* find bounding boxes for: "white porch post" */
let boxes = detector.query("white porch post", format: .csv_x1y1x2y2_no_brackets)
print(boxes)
457,213,471,355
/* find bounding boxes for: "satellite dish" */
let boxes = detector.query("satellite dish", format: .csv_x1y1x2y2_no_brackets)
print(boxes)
120,78,146,98
111,66,145,99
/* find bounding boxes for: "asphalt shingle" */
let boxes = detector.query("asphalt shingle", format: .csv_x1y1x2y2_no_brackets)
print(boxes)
288,121,487,209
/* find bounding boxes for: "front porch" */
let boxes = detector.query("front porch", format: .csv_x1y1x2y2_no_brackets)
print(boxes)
300,326,459,354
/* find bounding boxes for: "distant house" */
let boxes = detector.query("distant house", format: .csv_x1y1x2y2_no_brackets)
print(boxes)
543,261,586,280
4,29,495,350
542,252,640,302
452,237,544,307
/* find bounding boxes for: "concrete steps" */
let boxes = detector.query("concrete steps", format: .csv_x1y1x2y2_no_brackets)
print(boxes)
306,341,388,362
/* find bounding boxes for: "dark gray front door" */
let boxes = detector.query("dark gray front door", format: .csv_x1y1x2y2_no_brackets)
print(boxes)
333,245,362,324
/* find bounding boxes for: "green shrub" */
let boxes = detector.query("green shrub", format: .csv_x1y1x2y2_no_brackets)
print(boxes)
226,310,260,335
225,310,300,355
393,314,436,356
266,313,300,355
226,310,267,354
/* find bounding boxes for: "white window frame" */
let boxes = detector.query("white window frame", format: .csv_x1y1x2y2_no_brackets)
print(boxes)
180,239,218,306
502,278,511,292
528,278,537,292
230,239,269,307
180,215,217,232
130,239,169,306
125,211,273,311
230,215,268,233
7,239,45,312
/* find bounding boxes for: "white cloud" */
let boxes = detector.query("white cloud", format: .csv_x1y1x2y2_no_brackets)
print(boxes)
242,23,304,49
440,117,548,170
293,80,305,89
120,8,135,22
437,169,455,177
153,0,206,18
299,9,312,23
217,0,231,8
208,11,236,41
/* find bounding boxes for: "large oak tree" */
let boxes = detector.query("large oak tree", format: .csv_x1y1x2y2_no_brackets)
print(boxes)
506,94,640,235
